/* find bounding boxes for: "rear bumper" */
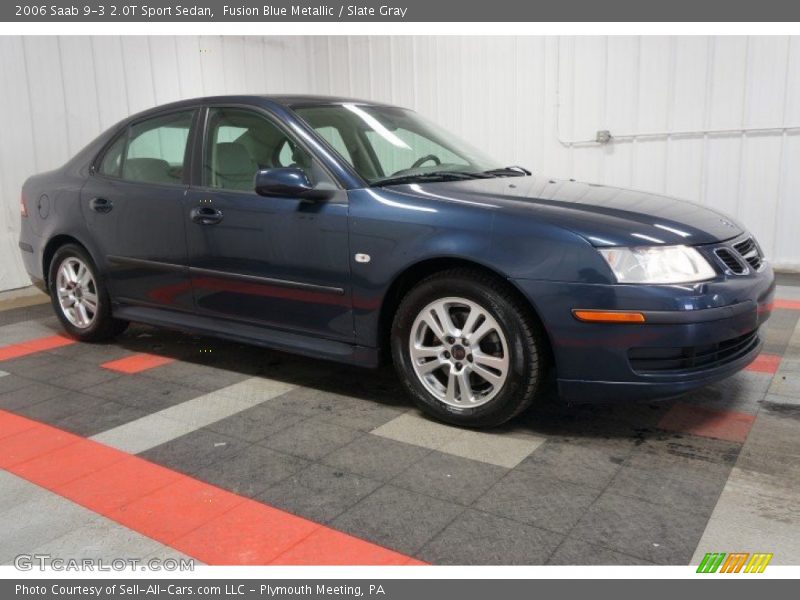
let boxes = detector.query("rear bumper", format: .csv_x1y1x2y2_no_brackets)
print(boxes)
513,264,775,403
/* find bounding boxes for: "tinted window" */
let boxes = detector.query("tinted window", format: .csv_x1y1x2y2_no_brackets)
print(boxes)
98,131,126,177
205,107,335,192
119,111,194,185
295,104,500,183
315,125,353,164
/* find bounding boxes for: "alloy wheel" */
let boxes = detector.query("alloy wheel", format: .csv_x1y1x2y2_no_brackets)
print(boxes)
408,297,510,408
56,257,98,329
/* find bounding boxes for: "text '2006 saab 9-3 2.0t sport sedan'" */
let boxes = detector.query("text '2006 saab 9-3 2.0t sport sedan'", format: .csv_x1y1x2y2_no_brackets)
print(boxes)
19,95,775,428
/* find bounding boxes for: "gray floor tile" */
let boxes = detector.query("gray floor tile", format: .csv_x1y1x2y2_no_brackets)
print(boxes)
0,352,63,374
419,509,562,565
391,451,507,505
257,463,381,524
761,392,800,408
608,437,737,516
12,358,120,390
736,412,800,480
0,381,67,411
0,304,53,327
206,404,308,443
138,429,248,475
84,376,202,412
259,386,341,418
91,414,200,455
142,361,250,393
54,401,149,437
0,372,33,395
321,435,430,481
260,417,363,461
0,320,61,345
473,470,599,533
45,342,135,364
769,370,800,399
373,412,544,468
571,491,708,564
29,514,166,561
0,490,99,564
691,467,800,565
0,471,46,513
516,439,626,489
310,367,411,408
193,444,309,498
677,371,772,415
317,397,405,433
547,536,654,565
14,392,106,424
49,368,122,392
331,485,463,555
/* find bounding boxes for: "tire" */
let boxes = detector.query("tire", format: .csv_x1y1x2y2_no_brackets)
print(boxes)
48,243,128,342
391,268,547,428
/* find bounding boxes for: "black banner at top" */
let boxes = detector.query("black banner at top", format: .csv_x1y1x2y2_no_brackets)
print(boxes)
4,0,800,22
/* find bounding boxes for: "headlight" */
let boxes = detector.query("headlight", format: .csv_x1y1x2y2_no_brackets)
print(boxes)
598,245,716,284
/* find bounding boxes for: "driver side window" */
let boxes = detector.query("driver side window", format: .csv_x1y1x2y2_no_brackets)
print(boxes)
204,107,334,192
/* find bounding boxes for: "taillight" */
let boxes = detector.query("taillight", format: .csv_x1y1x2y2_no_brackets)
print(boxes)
20,193,28,218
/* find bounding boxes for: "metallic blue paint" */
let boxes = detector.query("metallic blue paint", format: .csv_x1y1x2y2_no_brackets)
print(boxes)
19,95,775,403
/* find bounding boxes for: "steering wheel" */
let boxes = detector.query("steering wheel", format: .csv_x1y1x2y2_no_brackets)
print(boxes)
410,154,441,169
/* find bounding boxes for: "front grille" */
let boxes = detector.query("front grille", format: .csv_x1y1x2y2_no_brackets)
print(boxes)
712,236,764,275
714,248,746,274
628,330,759,375
733,237,763,271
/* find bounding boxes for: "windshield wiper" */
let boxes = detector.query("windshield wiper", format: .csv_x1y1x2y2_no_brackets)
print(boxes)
371,170,491,187
482,166,531,177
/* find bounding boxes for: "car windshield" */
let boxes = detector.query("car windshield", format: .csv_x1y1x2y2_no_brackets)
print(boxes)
293,104,507,186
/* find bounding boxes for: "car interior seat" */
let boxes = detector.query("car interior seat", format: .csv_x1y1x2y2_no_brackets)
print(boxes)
122,158,175,184
214,142,258,191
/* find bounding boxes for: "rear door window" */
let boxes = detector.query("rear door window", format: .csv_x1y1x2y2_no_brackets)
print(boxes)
98,110,195,186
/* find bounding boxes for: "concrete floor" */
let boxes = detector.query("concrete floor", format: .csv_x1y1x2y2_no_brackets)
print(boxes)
1,284,799,566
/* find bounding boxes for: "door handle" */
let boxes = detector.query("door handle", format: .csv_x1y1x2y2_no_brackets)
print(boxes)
190,206,224,225
89,197,113,213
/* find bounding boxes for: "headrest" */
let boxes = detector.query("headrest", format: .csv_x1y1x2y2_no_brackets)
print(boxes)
122,158,173,183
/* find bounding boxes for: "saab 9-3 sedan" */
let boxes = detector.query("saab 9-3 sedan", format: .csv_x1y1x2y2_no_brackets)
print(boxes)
19,95,774,427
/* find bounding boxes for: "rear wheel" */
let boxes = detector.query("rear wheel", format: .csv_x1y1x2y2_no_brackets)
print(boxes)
48,244,128,342
391,269,546,428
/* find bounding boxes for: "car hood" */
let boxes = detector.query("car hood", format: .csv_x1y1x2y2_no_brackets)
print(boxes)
398,176,744,247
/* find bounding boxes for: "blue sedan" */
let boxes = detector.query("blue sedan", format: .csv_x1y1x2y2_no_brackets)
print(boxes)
18,95,775,427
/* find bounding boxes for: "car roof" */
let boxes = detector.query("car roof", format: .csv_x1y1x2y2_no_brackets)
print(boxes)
125,94,398,123
262,94,397,108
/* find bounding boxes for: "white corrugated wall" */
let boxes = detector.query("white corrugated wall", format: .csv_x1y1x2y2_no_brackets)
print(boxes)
0,35,313,291
1,36,799,292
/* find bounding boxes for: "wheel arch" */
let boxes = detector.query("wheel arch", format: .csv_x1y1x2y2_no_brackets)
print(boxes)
41,234,96,292
377,256,554,367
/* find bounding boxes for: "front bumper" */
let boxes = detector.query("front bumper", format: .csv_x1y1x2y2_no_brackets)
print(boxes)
514,264,776,403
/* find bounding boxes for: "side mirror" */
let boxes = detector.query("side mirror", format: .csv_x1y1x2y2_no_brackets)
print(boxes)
254,167,333,201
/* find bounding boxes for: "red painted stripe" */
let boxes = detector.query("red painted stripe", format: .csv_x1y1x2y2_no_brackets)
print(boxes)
746,353,781,374
101,353,175,374
0,334,75,362
0,410,421,566
774,298,800,311
657,403,755,443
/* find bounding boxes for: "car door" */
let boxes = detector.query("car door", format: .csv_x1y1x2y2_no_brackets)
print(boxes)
183,105,353,341
82,109,198,311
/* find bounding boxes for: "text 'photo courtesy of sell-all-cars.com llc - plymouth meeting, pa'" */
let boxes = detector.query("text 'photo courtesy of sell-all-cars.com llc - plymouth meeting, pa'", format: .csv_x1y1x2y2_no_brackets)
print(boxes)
18,94,775,428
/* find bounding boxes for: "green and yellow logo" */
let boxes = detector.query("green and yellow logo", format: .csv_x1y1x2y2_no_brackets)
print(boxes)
696,552,773,573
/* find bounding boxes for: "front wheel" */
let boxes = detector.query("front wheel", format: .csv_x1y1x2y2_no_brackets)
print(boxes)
48,244,128,342
391,269,547,428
